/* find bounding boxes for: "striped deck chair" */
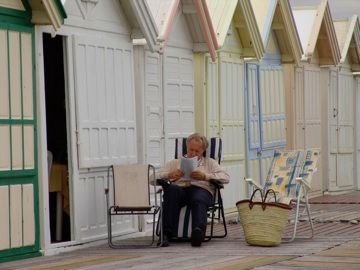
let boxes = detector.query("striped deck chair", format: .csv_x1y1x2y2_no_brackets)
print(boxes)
105,164,162,248
245,149,320,242
157,137,227,241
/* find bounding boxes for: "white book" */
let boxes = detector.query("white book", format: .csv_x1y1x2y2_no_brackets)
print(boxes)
180,156,199,181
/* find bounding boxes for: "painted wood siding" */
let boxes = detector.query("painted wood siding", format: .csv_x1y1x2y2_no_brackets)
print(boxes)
163,47,195,162
295,65,322,195
144,51,163,167
205,52,247,210
0,26,38,257
329,69,355,191
73,36,137,168
246,63,286,187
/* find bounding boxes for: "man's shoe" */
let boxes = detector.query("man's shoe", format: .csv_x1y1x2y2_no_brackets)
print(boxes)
191,227,203,247
157,233,169,247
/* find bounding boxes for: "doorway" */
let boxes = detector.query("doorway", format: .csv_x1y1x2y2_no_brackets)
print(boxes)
43,33,71,243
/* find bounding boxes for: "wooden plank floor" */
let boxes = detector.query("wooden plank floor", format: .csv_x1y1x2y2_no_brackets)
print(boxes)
2,192,360,270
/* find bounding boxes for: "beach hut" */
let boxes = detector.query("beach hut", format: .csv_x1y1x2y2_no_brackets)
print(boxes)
193,0,264,209
0,0,66,262
246,0,302,188
134,0,217,168
34,0,158,254
322,15,360,192
288,0,341,196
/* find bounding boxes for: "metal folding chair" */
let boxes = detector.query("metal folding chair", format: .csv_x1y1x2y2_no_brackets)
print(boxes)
105,164,162,248
157,137,227,241
245,149,320,242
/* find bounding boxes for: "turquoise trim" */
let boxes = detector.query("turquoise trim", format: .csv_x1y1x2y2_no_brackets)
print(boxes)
0,247,41,263
0,0,31,24
55,0,68,20
0,175,36,183
0,119,35,125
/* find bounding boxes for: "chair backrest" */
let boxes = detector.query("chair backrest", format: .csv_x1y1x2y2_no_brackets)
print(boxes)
297,149,320,185
264,149,320,202
264,150,302,199
174,137,222,164
112,164,151,208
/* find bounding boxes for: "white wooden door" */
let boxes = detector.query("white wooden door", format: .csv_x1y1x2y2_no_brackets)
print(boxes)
73,35,138,239
295,65,322,195
144,51,164,167
217,53,246,209
329,69,355,191
163,47,195,162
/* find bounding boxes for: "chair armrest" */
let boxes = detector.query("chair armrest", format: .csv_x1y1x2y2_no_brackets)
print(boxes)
155,178,171,187
244,178,262,189
209,179,224,189
295,177,311,190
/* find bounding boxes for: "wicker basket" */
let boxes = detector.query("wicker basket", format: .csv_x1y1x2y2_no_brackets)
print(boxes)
236,189,292,246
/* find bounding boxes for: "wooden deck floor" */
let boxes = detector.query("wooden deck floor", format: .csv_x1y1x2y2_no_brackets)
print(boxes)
1,192,360,270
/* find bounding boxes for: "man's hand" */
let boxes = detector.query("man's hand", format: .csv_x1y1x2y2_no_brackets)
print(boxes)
191,170,206,181
168,169,184,181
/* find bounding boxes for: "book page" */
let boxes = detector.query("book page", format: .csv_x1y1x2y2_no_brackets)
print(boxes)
180,156,198,181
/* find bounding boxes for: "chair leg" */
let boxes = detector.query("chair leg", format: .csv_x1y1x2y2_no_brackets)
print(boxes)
283,187,314,242
304,191,314,238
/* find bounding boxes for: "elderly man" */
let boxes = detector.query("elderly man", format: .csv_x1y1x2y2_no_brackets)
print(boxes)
156,133,229,247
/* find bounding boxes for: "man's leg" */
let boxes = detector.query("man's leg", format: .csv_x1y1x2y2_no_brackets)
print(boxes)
162,184,186,238
187,186,212,237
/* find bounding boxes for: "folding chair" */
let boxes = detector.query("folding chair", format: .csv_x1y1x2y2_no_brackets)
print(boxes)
105,164,162,248
245,149,320,242
157,137,227,241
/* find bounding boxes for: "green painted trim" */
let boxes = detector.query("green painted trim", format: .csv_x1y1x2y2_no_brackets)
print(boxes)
0,22,33,32
0,176,36,184
0,119,35,125
55,0,68,20
0,247,41,263
0,7,31,21
30,25,40,255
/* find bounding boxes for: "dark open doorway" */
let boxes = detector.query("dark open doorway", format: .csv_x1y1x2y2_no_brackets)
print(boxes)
43,33,71,243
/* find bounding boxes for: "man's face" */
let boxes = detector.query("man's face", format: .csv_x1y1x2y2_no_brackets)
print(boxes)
186,139,205,158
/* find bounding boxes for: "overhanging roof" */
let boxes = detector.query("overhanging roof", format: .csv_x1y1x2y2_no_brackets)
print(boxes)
146,0,218,61
292,0,341,65
334,15,360,71
28,0,67,30
250,0,302,64
205,0,264,60
120,0,159,52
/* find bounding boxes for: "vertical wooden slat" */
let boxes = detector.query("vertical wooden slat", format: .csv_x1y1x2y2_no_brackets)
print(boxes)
9,31,21,120
11,125,23,170
21,32,33,120
0,125,11,171
22,184,35,246
0,29,9,119
24,125,34,169
10,185,22,248
0,185,10,250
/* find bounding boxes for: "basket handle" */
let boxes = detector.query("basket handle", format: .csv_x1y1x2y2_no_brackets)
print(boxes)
249,188,264,209
261,189,277,210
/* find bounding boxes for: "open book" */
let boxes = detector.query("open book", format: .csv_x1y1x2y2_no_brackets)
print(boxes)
180,156,199,181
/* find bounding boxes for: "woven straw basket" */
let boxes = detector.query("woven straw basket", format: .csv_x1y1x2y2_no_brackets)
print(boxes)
236,189,292,246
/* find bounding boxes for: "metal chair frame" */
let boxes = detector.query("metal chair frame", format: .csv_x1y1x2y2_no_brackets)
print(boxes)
105,164,163,248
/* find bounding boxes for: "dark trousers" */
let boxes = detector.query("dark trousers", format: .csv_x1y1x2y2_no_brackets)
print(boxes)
162,184,212,237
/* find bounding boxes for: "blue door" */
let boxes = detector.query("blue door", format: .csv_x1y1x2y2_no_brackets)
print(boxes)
245,62,286,186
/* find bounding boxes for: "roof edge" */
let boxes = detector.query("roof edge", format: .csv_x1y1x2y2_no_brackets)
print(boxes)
240,0,265,60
